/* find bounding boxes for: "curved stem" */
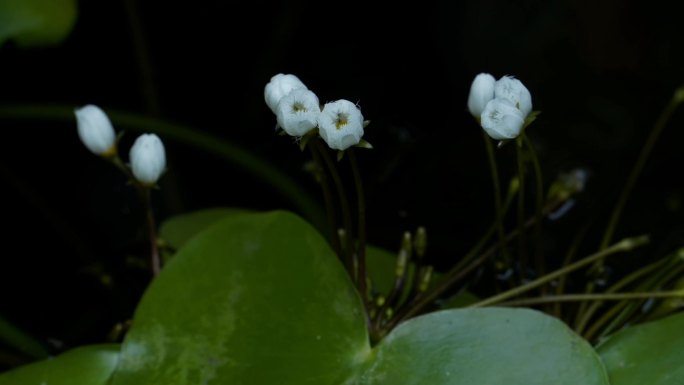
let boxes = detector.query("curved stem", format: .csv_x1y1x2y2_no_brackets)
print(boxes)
0,316,49,359
574,252,674,334
0,104,326,230
468,235,650,308
599,92,682,251
387,197,563,330
498,290,684,307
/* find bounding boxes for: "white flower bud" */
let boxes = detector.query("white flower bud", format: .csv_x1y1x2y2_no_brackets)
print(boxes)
276,89,320,137
317,100,365,151
494,75,532,118
129,134,166,186
264,73,308,114
467,73,496,117
480,98,525,140
75,104,116,156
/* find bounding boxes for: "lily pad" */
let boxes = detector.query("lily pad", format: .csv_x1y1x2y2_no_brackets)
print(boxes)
0,344,119,385
111,211,369,384
353,308,610,385
598,311,684,385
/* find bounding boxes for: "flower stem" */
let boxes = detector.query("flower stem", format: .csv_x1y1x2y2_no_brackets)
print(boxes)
581,254,684,340
108,155,160,276
575,88,683,326
599,90,683,252
348,149,368,304
308,145,341,257
313,139,355,277
483,132,510,272
467,235,650,308
523,134,545,278
515,137,527,282
497,290,684,307
387,196,564,330
142,188,161,276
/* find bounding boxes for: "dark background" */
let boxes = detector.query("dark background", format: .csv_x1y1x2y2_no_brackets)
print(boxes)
1,0,684,370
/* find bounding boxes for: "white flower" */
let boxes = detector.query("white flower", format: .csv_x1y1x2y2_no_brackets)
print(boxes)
129,134,166,185
494,75,532,118
75,104,116,156
276,89,320,137
317,100,364,151
264,73,308,114
480,98,525,140
467,73,496,118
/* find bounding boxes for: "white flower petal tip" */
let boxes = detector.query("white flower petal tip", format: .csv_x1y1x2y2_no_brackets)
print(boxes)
467,73,496,117
264,73,308,114
494,75,532,118
75,104,117,156
480,98,525,140
317,99,365,151
129,134,166,186
276,89,320,137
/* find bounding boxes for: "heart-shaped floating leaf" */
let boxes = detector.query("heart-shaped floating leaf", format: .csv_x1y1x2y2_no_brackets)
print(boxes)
0,0,77,47
597,311,684,385
111,210,609,384
0,344,119,385
353,308,609,385
111,211,369,384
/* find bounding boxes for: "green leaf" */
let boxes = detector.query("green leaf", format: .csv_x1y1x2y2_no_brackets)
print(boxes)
597,311,684,385
110,211,370,385
159,207,251,250
352,308,609,385
0,0,77,48
0,344,119,385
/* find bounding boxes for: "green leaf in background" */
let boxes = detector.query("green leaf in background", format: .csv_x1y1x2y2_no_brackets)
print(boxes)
159,207,251,250
110,211,370,385
352,308,610,385
597,311,684,385
0,344,119,385
0,315,49,359
0,0,77,48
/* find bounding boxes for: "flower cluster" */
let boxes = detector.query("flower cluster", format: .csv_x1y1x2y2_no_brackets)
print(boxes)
468,73,533,140
264,73,365,151
75,104,166,186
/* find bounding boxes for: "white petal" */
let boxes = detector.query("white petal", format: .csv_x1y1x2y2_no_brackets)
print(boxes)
75,104,116,156
480,98,525,140
276,89,320,137
467,73,496,117
317,100,364,151
494,75,532,117
129,134,166,185
264,74,308,114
